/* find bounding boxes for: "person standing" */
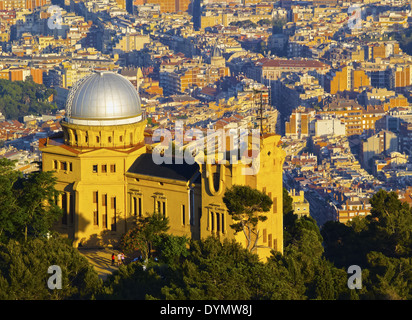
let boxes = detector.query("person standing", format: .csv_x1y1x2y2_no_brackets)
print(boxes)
111,253,115,266
117,253,122,266
121,253,125,265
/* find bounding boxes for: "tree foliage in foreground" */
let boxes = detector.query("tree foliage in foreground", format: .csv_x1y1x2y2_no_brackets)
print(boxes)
322,189,412,299
0,159,102,300
119,212,170,260
0,159,62,243
100,236,306,300
223,185,272,252
1,161,411,301
0,237,102,300
101,189,412,300
100,209,355,300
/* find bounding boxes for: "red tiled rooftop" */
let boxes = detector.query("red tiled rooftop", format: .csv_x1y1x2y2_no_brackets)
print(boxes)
261,59,329,69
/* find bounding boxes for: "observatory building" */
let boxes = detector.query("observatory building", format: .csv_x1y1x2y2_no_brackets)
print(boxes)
40,71,285,259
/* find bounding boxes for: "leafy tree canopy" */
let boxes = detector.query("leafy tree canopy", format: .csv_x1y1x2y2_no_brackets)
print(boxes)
0,159,62,243
322,189,412,299
120,212,170,260
223,185,272,252
0,78,57,120
0,237,102,300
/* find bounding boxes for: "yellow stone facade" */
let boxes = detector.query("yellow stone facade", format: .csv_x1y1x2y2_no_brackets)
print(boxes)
41,124,285,259
198,134,285,258
40,73,285,260
40,119,148,247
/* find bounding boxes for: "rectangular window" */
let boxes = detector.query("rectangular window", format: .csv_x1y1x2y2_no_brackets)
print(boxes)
162,202,166,218
102,194,107,206
110,164,116,173
216,212,220,233
101,164,107,173
111,214,116,231
190,189,194,226
221,213,225,233
61,193,67,225
138,198,142,217
93,165,98,173
69,162,73,171
93,191,98,204
182,205,186,225
111,197,116,210
263,228,267,243
133,197,137,216
93,210,98,226
210,211,214,231
273,197,278,213
69,193,74,224
60,161,67,171
268,234,272,248
102,213,107,229
53,160,58,170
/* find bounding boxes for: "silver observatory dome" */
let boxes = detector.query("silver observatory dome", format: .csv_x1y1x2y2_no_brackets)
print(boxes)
65,71,142,126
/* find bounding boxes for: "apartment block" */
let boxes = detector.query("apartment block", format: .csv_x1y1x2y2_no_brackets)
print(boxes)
324,66,370,95
252,58,330,83
0,0,49,10
146,0,190,13
289,189,310,218
361,130,398,171
285,106,315,139
336,196,371,224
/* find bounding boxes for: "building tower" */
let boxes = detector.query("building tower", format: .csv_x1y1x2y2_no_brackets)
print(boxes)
210,44,226,68
193,0,201,30
40,71,147,247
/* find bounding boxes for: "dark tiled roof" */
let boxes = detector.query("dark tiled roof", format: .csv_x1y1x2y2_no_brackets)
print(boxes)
127,153,200,183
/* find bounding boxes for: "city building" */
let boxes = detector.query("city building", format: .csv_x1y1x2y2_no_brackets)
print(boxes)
336,195,371,224
0,0,49,10
146,0,190,13
361,130,398,172
312,116,346,137
289,189,310,218
324,65,370,95
285,106,315,139
40,71,286,260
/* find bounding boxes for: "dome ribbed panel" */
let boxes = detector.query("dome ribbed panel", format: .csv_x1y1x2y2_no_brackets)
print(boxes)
66,71,141,123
